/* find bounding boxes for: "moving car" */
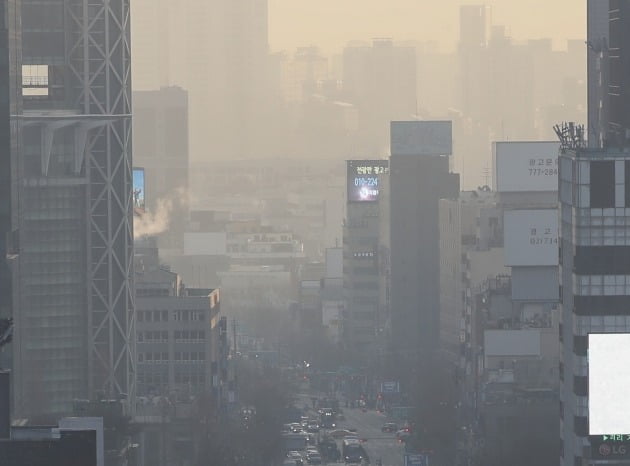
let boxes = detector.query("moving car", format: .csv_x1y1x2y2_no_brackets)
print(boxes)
342,438,367,464
318,437,341,462
286,451,304,466
396,428,411,441
306,451,322,465
381,422,398,433
329,429,355,439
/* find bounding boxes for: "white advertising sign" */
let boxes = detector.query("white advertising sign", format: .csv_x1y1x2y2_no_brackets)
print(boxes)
589,333,630,435
493,141,560,192
503,209,558,266
391,121,452,156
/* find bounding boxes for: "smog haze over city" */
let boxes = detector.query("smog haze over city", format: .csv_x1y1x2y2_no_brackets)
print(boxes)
1,1,629,466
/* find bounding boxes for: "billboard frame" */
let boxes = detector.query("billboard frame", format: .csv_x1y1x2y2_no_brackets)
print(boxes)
503,209,558,267
346,160,389,204
133,167,146,213
588,332,630,438
492,141,560,193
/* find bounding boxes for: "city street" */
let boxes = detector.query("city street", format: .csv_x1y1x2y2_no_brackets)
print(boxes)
296,392,405,466
335,406,405,466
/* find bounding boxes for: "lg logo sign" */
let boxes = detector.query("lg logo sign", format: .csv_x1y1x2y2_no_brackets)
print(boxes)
599,443,627,456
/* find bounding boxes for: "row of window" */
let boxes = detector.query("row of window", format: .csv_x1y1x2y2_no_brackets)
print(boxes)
137,309,207,323
138,352,206,363
137,373,206,386
136,289,170,297
138,331,168,343
175,330,205,342
137,330,207,343
173,310,205,321
137,310,168,322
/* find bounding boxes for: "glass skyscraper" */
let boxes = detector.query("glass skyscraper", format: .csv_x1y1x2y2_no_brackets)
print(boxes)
13,0,134,419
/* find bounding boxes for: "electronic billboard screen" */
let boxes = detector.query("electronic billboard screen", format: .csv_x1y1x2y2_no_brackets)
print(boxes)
133,168,145,213
589,333,630,435
347,160,388,203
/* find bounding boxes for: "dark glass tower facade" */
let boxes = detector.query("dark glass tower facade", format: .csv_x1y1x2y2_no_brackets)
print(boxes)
14,0,134,418
0,0,20,360
608,0,630,144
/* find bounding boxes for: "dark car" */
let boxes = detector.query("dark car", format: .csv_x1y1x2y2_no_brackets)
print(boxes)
286,451,304,466
381,422,398,433
319,439,341,462
306,451,322,465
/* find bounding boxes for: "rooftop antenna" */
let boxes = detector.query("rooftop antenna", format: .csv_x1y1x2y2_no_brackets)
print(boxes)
553,122,586,150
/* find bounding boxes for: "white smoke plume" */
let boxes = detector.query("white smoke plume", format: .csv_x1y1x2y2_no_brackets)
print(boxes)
133,187,188,239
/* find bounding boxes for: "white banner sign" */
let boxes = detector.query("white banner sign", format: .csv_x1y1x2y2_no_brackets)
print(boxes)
493,141,560,192
504,209,558,266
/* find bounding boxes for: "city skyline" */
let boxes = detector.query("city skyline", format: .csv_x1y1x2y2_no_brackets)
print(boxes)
2,1,630,465
268,0,586,54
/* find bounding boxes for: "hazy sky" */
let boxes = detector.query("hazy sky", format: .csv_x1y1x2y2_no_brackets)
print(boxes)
268,0,586,54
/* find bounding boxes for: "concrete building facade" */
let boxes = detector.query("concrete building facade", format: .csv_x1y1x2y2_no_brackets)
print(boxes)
135,291,221,399
134,239,227,405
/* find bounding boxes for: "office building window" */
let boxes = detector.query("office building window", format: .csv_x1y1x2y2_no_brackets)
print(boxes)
590,161,615,208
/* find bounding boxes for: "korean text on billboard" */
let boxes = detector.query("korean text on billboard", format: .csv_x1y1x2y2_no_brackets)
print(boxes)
493,141,560,192
347,160,389,203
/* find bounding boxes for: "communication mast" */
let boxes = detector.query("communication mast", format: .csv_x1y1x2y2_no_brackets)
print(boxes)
554,122,587,150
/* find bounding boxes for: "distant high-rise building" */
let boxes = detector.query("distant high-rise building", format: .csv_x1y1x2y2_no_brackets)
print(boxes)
187,0,271,162
458,5,489,123
587,0,610,147
133,86,189,250
13,0,134,418
279,47,329,103
607,0,630,145
132,0,272,163
389,121,459,361
459,5,488,51
342,39,417,157
131,0,185,91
